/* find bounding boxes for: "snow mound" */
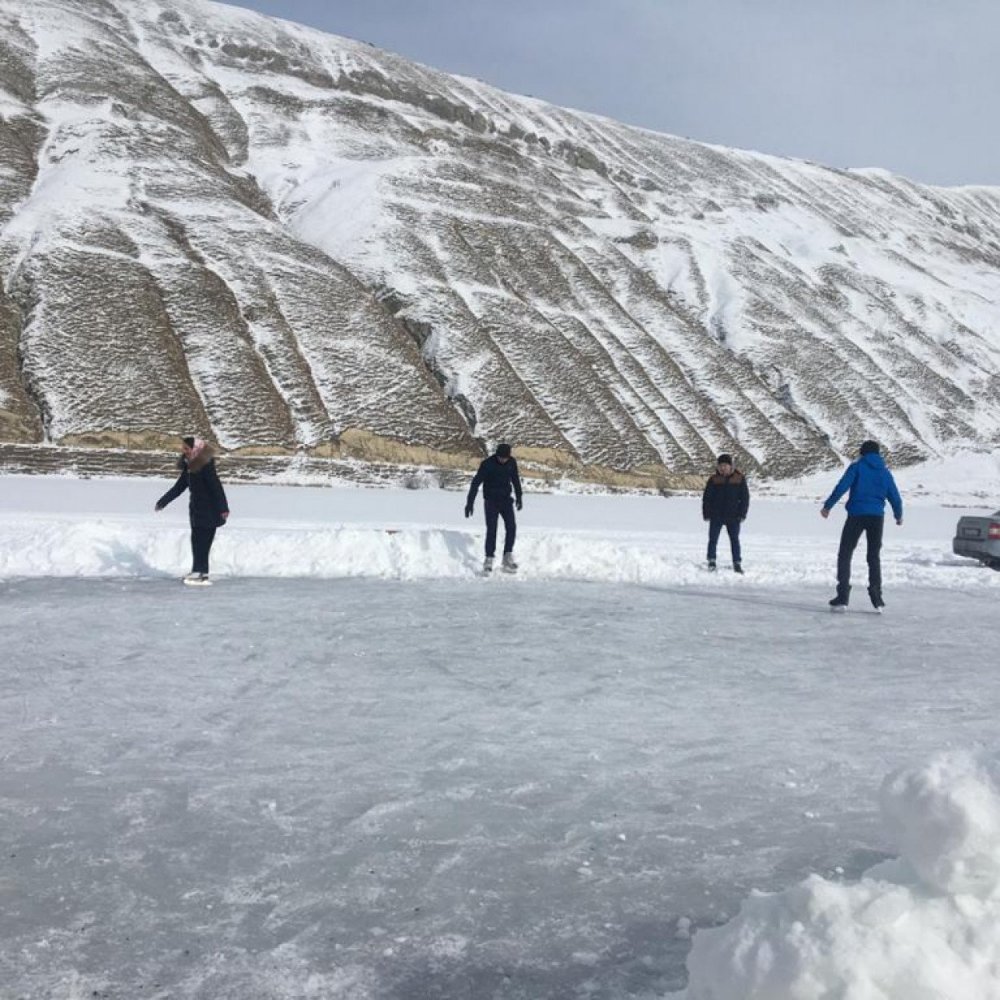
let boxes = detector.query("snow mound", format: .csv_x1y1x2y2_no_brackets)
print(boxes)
680,750,1000,1000
881,751,1000,897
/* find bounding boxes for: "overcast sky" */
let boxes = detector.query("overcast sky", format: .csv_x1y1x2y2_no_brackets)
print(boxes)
229,0,998,187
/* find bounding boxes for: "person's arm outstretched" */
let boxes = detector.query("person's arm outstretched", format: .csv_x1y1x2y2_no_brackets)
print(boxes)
465,462,485,517
887,471,903,525
821,463,857,517
155,471,187,511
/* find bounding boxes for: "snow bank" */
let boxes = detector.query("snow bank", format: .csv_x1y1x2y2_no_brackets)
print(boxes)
0,475,997,589
678,750,1000,1000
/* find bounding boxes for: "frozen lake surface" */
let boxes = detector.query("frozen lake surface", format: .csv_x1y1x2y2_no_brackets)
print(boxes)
3,574,999,999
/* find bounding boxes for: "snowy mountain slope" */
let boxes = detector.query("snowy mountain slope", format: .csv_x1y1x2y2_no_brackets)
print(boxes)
1,0,999,482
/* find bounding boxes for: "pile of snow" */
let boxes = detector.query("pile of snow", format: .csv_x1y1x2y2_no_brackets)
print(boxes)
678,750,1000,1000
1,475,998,592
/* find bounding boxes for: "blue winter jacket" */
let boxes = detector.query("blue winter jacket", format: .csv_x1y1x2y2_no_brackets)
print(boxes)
823,453,903,519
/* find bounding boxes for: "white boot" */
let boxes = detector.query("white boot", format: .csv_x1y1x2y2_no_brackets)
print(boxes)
502,553,518,573
482,556,494,575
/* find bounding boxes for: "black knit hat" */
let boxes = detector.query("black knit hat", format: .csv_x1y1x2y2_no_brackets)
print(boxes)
495,442,512,458
181,436,196,448
716,453,733,466
859,440,880,456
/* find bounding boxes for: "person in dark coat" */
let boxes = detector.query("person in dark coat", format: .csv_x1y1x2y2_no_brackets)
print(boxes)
155,436,230,585
821,439,903,610
465,442,523,574
702,453,749,573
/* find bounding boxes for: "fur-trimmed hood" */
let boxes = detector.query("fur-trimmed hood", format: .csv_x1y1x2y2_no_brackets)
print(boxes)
179,442,216,473
707,468,745,487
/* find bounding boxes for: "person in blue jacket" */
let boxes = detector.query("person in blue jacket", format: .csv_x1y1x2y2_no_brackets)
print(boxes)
820,440,903,609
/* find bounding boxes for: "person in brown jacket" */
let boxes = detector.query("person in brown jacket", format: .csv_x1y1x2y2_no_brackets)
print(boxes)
702,453,749,573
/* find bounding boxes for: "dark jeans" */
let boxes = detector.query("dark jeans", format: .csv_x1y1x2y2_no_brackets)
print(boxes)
484,499,516,557
837,515,884,593
191,526,217,574
707,519,742,563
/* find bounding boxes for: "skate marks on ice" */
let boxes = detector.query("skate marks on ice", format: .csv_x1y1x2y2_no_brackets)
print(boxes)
3,579,1000,999
640,583,888,618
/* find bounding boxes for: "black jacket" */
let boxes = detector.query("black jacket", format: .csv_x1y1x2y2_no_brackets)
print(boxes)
702,469,749,522
157,449,229,529
467,456,523,506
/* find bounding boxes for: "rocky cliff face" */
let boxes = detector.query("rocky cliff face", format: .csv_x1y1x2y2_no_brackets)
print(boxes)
2,0,999,483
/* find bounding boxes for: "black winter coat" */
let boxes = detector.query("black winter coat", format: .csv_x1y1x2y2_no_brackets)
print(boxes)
702,470,749,522
157,449,229,528
467,456,523,506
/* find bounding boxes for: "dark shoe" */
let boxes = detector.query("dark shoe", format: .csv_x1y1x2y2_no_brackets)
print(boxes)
707,560,717,572
868,588,885,609
829,584,850,610
733,563,743,574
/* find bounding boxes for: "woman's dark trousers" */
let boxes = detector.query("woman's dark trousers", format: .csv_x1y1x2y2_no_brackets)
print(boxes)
707,519,741,564
836,515,883,597
484,499,516,557
191,526,217,574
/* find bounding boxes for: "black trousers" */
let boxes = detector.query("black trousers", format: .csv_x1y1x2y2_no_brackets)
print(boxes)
707,519,742,563
484,499,516,557
191,526,217,574
837,515,884,593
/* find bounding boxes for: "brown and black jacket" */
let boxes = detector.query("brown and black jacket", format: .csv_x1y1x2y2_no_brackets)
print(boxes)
156,444,230,529
702,469,749,522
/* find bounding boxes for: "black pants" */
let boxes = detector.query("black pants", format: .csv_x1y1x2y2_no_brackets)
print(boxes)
191,526,217,574
484,499,516,557
707,519,742,563
837,515,883,593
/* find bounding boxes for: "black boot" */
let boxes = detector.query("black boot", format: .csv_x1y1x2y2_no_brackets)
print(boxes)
868,587,885,610
829,585,850,610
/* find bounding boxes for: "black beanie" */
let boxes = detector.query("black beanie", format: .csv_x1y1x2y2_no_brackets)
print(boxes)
860,440,880,456
182,436,196,448
716,453,733,466
495,442,512,458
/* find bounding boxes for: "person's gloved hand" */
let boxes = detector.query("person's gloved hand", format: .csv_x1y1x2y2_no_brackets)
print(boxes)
464,503,474,518
516,498,523,511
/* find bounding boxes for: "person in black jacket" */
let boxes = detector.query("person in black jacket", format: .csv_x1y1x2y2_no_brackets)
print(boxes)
155,436,230,586
465,442,523,574
702,453,749,573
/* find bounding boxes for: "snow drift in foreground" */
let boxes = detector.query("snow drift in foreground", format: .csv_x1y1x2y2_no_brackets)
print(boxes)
678,751,1000,1000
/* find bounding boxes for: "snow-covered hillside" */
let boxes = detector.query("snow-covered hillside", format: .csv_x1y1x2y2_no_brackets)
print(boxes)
1,0,1000,485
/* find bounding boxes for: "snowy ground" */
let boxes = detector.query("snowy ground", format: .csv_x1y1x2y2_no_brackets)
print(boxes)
2,475,999,998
